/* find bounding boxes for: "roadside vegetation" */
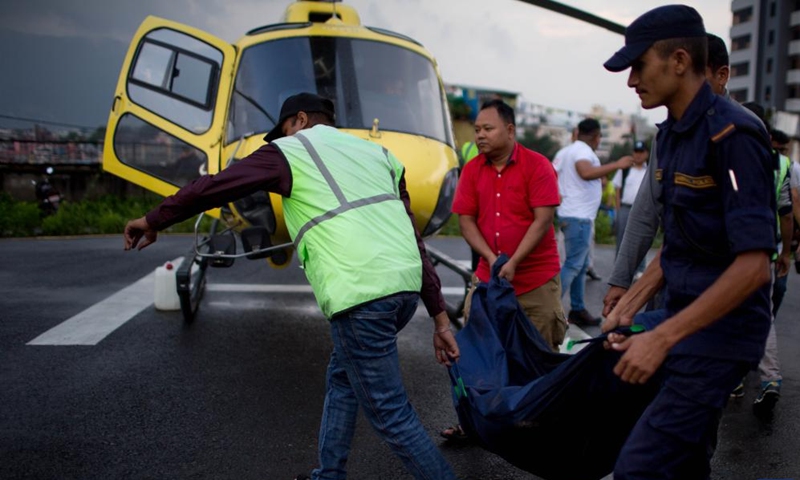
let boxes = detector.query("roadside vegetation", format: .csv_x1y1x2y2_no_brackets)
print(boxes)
1,192,626,245
0,193,205,238
437,211,617,245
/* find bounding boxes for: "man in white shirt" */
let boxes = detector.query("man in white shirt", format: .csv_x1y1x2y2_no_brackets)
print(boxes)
612,140,649,275
557,118,632,326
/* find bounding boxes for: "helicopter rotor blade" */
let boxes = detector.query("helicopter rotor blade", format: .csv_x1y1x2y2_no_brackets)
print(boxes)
515,0,626,36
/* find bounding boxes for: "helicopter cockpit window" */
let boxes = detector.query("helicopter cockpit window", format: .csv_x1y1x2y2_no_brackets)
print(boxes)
128,28,222,134
113,114,208,187
227,37,452,146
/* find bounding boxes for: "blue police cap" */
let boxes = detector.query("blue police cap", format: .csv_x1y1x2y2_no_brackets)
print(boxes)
604,4,706,73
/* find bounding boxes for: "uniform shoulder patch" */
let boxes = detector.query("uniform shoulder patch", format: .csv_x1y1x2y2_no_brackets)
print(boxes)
710,123,736,143
674,172,717,189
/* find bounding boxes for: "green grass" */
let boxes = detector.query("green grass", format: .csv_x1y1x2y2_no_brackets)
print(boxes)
2,195,660,250
0,193,210,238
437,214,461,237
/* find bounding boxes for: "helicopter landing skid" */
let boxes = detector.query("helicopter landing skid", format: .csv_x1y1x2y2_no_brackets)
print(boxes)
176,243,208,324
176,214,294,324
176,219,217,324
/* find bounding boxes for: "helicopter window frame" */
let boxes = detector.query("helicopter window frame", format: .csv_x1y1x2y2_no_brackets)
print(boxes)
126,28,225,135
112,112,209,188
225,35,454,147
129,38,219,111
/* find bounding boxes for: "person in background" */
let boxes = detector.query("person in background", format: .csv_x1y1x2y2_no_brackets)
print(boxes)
443,99,565,442
603,6,775,477
791,154,800,273
586,173,604,283
612,140,649,277
771,129,797,279
122,93,460,480
460,140,479,167
600,174,617,227
551,128,577,173
557,118,632,327
727,106,793,419
453,99,565,348
459,140,481,271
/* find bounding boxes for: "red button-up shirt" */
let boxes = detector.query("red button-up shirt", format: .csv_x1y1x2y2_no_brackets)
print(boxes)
452,142,560,294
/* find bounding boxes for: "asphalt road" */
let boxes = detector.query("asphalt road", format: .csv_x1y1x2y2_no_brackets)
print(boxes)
1,235,798,479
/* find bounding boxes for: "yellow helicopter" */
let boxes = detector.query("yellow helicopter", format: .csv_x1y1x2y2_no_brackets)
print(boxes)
103,0,468,322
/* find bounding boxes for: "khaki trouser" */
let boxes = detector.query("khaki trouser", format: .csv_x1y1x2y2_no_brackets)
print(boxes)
463,273,567,352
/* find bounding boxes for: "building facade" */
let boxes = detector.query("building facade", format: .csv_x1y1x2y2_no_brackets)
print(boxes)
728,0,800,113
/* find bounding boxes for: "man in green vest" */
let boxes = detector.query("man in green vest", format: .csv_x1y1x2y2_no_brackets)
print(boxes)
459,140,481,271
123,93,460,480
460,141,479,166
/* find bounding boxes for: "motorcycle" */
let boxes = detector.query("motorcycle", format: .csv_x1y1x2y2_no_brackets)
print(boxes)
31,167,63,215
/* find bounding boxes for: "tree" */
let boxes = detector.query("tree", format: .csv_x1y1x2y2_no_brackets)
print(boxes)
447,95,472,121
518,127,560,159
609,140,633,162
62,131,83,142
89,126,106,143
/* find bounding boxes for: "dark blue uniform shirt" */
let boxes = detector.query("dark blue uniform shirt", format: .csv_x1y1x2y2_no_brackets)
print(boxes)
655,83,777,364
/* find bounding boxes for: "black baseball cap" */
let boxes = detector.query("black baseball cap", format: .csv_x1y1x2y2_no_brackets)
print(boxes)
634,140,646,151
604,4,706,73
264,93,335,143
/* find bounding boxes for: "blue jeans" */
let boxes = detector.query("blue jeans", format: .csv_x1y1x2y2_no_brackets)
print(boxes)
312,293,456,480
559,217,593,311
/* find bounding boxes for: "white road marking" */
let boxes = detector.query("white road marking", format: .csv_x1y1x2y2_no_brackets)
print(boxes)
27,258,568,346
28,257,184,346
207,283,589,353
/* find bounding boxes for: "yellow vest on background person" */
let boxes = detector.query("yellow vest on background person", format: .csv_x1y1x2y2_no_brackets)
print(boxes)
777,153,789,199
775,153,791,237
602,177,616,208
273,124,422,318
460,141,479,166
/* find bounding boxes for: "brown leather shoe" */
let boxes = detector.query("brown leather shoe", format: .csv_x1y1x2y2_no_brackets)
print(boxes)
568,309,602,327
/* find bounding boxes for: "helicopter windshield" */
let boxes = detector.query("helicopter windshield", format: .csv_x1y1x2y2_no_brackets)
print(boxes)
227,36,452,146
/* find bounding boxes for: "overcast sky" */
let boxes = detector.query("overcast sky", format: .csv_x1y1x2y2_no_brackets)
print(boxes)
0,0,732,130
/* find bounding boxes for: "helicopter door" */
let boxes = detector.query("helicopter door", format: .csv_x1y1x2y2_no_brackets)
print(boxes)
103,16,235,197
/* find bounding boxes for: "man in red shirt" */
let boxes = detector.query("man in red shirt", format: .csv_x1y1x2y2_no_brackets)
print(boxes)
441,99,565,442
452,99,565,349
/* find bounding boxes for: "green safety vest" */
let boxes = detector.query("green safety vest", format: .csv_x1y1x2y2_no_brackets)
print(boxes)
273,125,422,319
460,141,479,164
776,153,790,200
775,152,791,239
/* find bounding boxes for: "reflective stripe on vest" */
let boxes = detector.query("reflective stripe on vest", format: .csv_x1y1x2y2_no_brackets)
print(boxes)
274,126,422,318
291,133,399,248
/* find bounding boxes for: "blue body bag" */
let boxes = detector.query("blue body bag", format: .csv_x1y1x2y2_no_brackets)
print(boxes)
448,257,659,480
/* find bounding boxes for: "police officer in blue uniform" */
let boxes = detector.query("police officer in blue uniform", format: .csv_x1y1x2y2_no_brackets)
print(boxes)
601,5,776,479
